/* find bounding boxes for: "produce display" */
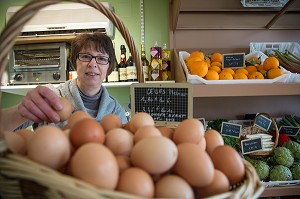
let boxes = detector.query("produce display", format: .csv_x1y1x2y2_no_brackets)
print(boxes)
3,99,252,199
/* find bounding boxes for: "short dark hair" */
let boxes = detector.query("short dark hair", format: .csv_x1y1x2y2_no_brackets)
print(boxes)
71,32,115,76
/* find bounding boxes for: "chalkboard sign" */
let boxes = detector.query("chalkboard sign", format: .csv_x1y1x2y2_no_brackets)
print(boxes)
241,138,263,154
130,83,193,126
254,114,272,131
220,122,242,138
279,126,300,136
222,53,245,69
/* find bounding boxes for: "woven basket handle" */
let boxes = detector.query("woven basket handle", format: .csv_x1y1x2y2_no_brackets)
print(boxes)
0,0,143,82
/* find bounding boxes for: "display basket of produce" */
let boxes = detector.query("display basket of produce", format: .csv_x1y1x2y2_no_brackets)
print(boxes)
179,51,291,84
240,0,288,7
239,113,279,157
0,0,264,199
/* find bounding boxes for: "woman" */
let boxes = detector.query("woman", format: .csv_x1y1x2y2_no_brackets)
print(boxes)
2,32,128,132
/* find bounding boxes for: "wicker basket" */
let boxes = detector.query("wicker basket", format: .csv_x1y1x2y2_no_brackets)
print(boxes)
239,113,279,157
0,0,264,198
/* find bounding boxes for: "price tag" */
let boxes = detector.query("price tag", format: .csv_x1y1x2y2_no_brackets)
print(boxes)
222,53,245,69
279,126,300,136
254,114,272,131
198,118,206,131
220,122,242,138
241,138,263,154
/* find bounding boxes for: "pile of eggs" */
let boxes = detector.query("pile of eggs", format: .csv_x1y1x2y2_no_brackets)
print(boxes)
4,97,246,199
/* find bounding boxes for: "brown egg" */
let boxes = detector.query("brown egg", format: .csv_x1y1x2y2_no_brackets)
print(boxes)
157,126,174,139
101,113,123,133
134,125,161,144
198,169,230,198
28,125,71,170
115,155,131,174
122,122,133,133
173,118,205,145
205,129,224,156
155,174,195,199
15,128,34,154
70,143,119,190
131,136,178,175
129,112,155,133
4,131,27,155
69,118,105,149
210,145,245,185
105,128,133,156
67,110,92,129
174,143,214,187
117,167,154,198
56,97,73,122
198,137,206,151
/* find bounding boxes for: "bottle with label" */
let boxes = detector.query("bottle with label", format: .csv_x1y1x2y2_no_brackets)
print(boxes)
107,57,119,82
150,41,162,81
162,43,172,81
118,45,127,82
141,43,150,81
126,53,137,82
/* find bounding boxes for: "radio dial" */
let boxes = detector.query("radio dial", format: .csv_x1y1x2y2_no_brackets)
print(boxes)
14,73,24,81
53,72,61,80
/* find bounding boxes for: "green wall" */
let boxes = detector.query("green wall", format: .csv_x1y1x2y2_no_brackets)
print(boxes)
0,0,169,108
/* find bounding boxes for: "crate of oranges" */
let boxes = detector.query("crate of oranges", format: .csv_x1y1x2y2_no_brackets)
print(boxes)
179,50,291,84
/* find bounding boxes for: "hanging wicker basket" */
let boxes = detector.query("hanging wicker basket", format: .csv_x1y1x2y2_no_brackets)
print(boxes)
0,0,264,198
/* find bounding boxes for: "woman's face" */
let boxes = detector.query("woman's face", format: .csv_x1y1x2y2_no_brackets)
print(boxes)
75,47,109,95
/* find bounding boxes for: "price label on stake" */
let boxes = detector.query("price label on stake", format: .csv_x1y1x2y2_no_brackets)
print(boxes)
222,53,245,69
279,126,300,136
254,114,272,131
220,122,242,138
241,138,263,154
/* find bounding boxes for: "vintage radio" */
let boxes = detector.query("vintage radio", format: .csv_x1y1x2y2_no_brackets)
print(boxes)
8,42,70,84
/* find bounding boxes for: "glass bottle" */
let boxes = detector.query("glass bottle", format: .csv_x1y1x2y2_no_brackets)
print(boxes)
162,43,172,81
118,45,127,82
150,41,162,81
107,57,119,82
141,43,150,81
126,53,137,82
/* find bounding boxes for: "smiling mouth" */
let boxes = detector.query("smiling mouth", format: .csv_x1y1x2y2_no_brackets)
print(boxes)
85,72,100,76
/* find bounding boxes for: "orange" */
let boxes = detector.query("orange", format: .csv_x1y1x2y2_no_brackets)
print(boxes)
205,70,219,80
263,57,279,71
221,68,235,75
210,53,222,63
256,65,264,71
233,73,248,80
189,51,205,61
247,57,261,65
267,68,283,79
186,57,203,69
235,68,249,76
210,65,221,73
189,61,209,78
219,71,233,80
211,62,222,68
205,57,211,65
246,65,257,74
248,72,264,79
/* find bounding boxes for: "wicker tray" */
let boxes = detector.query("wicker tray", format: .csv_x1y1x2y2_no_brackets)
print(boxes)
0,0,264,198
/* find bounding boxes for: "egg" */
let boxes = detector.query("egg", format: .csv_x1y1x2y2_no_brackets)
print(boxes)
115,155,131,173
104,128,133,156
134,125,161,144
204,129,224,156
67,110,92,129
157,126,174,139
210,145,245,185
129,112,155,133
69,118,105,149
56,97,73,122
198,137,206,151
155,174,195,199
174,143,214,187
15,128,34,144
198,169,230,198
101,113,123,133
28,125,71,170
131,136,178,175
4,131,27,155
173,118,205,145
70,143,119,190
116,167,154,198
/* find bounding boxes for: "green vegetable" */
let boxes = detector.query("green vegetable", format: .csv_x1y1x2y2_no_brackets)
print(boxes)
207,119,228,132
270,165,292,181
273,147,294,167
254,160,270,181
222,136,239,151
283,141,300,161
291,163,300,180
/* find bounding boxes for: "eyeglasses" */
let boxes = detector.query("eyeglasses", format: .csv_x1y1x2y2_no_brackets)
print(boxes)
78,53,110,65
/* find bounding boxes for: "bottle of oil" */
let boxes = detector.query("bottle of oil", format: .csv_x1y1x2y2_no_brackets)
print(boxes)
126,53,137,82
118,45,127,82
162,43,171,81
141,43,150,81
150,41,162,81
107,41,119,82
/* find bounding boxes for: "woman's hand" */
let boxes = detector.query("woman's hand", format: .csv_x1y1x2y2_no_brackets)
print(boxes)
18,86,63,123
